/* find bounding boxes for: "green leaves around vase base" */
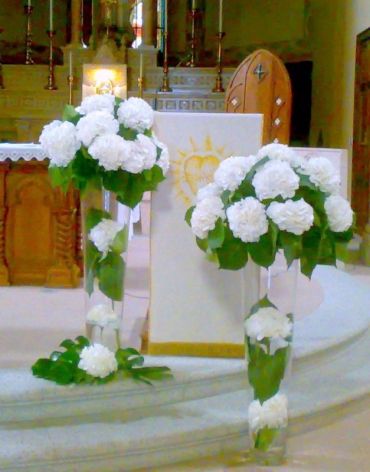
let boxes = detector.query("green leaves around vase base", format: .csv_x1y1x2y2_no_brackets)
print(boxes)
254,427,280,452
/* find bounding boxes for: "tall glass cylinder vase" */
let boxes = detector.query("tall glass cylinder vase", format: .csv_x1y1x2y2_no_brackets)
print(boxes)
244,253,298,465
81,188,131,351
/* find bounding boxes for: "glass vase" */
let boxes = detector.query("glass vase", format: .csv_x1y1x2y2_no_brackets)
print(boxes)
81,188,131,351
244,253,298,465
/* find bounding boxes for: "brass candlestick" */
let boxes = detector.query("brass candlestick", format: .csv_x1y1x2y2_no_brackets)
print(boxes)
0,28,4,89
137,76,143,98
159,30,172,92
213,31,225,93
67,74,74,105
45,30,57,90
24,5,34,65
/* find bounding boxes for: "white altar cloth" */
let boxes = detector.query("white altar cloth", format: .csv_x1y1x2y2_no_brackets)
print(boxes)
0,143,47,161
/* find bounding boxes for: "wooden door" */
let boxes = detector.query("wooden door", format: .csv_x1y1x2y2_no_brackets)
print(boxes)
225,49,292,145
352,28,370,233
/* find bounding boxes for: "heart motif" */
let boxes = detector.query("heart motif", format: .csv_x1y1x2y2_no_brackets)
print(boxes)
184,154,221,195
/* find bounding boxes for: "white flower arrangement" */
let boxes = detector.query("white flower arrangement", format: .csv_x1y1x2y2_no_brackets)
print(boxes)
78,343,118,378
226,197,268,243
325,195,354,232
88,134,132,171
301,156,340,194
266,199,314,235
248,393,288,433
214,155,258,191
152,134,170,175
190,196,225,239
89,218,125,257
39,120,81,167
252,159,300,200
76,110,119,147
117,97,154,133
124,134,157,174
196,182,222,202
76,94,116,115
86,304,118,328
245,306,293,355
257,143,303,168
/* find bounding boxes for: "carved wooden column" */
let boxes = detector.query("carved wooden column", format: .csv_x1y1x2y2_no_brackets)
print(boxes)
142,0,157,48
0,163,9,285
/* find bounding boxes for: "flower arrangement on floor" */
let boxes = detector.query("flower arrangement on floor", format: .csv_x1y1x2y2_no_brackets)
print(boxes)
185,143,354,464
32,336,172,386
39,94,169,351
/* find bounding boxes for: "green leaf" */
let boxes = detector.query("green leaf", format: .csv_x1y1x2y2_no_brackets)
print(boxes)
48,165,73,192
98,252,125,301
279,231,302,267
49,361,76,385
71,149,101,192
75,336,90,348
254,427,279,451
185,206,195,226
119,125,138,141
207,218,225,249
300,227,321,277
59,339,75,350
85,208,112,231
62,104,81,124
216,227,249,270
196,237,208,253
111,227,129,254
247,224,277,268
32,358,53,378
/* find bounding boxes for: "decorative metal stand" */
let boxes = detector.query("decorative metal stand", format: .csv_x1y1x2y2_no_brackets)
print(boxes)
159,30,172,92
68,74,74,105
213,32,225,93
45,30,57,90
137,76,144,98
24,4,34,65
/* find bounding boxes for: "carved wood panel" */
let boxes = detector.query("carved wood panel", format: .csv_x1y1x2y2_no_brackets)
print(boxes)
225,49,292,145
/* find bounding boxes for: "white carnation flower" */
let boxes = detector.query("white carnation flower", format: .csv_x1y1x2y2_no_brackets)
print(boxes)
76,94,115,115
245,306,292,355
86,304,118,328
117,97,154,133
78,343,118,378
252,160,300,200
248,393,288,433
76,111,119,147
123,133,157,174
89,218,124,257
190,196,225,239
257,143,303,168
88,134,132,171
196,182,222,203
301,157,340,194
39,120,80,167
226,197,268,243
214,155,258,191
324,195,353,232
266,199,314,235
152,134,170,175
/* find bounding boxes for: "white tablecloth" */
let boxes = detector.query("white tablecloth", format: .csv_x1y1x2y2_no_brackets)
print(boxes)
0,143,47,162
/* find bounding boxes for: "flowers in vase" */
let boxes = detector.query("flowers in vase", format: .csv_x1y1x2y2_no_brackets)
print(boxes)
86,304,118,328
39,94,170,208
248,393,288,436
89,218,125,258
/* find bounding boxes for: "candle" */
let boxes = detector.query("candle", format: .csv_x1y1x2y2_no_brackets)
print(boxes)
49,0,53,31
139,53,143,78
218,0,223,32
28,0,31,7
164,0,168,33
69,51,73,76
192,0,196,10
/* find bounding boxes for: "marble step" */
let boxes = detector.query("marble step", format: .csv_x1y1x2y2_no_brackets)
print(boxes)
1,329,369,472
1,267,369,424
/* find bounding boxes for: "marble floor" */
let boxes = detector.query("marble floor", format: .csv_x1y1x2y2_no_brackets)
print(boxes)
0,232,369,471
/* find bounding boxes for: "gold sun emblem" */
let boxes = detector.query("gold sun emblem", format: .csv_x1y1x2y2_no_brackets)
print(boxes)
172,135,229,206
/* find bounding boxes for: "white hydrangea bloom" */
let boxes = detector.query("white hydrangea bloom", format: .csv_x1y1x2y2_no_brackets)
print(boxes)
214,155,258,191
248,393,288,433
117,97,154,133
226,197,268,243
252,160,300,200
196,182,222,203
152,134,170,175
76,94,115,115
190,196,225,239
257,143,303,168
324,195,353,232
123,133,157,174
301,157,340,194
88,134,132,171
78,343,118,378
245,306,292,355
76,110,119,147
89,218,124,257
266,199,314,235
86,304,118,328
39,120,81,167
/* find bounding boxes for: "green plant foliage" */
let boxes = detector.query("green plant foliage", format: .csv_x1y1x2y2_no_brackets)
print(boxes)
254,427,279,452
32,338,173,386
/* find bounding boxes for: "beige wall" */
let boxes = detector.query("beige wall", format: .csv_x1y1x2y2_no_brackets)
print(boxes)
310,0,370,154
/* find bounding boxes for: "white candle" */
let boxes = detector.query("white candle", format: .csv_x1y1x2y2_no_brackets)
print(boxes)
218,0,223,32
192,0,196,10
49,0,53,31
139,53,143,78
28,0,32,7
69,51,73,76
164,0,168,33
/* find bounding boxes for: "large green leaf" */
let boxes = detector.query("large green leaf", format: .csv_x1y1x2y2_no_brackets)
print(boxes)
300,227,321,277
185,206,195,226
279,231,302,267
207,218,225,249
254,427,279,451
247,224,277,268
48,165,73,192
62,104,81,124
216,227,249,270
98,252,125,301
111,227,129,254
85,208,111,232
